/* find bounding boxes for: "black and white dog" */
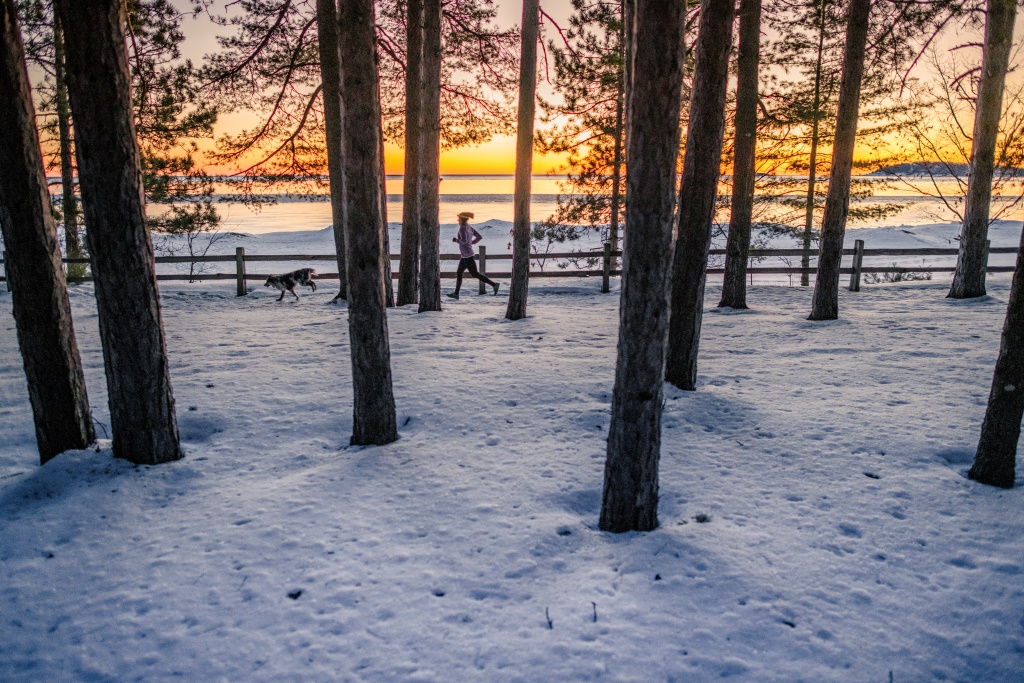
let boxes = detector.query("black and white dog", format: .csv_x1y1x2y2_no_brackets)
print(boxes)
265,268,317,301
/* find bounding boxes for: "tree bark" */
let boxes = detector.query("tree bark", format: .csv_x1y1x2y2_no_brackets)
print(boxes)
55,0,181,465
949,0,1017,300
970,225,1024,488
608,0,629,264
338,0,398,446
665,0,736,391
801,2,827,288
397,0,424,306
53,12,81,265
719,0,762,309
808,0,871,321
0,0,94,464
380,127,395,307
622,0,634,162
600,0,686,534
316,0,348,301
506,0,540,321
417,0,443,312
610,85,624,261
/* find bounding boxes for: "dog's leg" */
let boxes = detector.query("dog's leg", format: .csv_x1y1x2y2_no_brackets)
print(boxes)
277,290,285,301
291,288,299,300
310,281,317,292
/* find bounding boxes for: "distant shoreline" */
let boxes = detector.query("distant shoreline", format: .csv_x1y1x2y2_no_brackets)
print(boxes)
199,191,991,204
868,162,1024,176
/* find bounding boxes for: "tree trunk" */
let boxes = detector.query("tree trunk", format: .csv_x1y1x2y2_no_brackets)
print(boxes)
600,0,686,534
397,0,423,306
506,0,540,321
808,0,871,321
380,127,395,307
801,2,826,288
610,87,624,261
622,0,634,160
970,227,1024,489
610,0,628,263
338,0,398,446
718,0,761,309
665,0,735,391
316,0,347,301
969,224,1024,488
0,0,94,464
949,0,1017,300
417,0,442,312
55,0,181,465
53,12,81,265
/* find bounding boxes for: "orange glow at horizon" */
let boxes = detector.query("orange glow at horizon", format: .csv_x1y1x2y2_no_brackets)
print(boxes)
197,135,568,177
433,136,567,175
193,129,897,179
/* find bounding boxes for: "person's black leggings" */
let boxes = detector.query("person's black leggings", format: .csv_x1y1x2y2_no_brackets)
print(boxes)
455,256,496,292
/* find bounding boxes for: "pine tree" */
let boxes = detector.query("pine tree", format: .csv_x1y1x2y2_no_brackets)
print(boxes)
338,0,398,446
807,0,871,321
757,0,960,283
201,0,518,183
416,0,443,313
396,0,424,306
949,0,1018,299
718,0,762,309
506,0,541,321
600,0,686,534
52,11,82,271
55,0,182,465
969,223,1024,488
17,0,219,271
536,1,627,249
316,0,348,300
803,0,967,319
124,1,220,253
762,0,845,286
13,0,83,268
665,0,735,391
0,0,93,464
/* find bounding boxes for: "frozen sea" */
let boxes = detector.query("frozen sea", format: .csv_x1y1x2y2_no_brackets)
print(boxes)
132,173,1024,286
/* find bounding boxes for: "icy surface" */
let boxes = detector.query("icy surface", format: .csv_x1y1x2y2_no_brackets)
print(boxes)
1,231,1023,681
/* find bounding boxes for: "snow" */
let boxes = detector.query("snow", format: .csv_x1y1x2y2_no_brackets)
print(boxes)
2,225,1024,682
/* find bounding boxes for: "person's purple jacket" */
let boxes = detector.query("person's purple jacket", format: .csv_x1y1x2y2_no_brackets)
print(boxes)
454,223,482,258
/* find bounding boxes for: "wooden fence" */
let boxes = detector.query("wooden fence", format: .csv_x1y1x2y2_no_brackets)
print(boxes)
1,239,1014,296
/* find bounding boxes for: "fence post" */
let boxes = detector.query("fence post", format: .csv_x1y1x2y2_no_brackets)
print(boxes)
848,239,864,292
235,247,246,296
982,239,991,282
602,242,611,293
2,251,9,292
478,245,487,295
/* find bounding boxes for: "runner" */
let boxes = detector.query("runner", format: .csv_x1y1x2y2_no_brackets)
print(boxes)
448,212,499,299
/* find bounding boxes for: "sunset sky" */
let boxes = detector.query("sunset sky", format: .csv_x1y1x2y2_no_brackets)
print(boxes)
177,1,1003,178
182,1,576,176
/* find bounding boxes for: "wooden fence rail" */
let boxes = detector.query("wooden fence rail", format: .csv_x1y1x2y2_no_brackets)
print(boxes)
0,240,1010,296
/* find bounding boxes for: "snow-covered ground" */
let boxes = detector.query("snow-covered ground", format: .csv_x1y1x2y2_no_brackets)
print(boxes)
2,230,1023,681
